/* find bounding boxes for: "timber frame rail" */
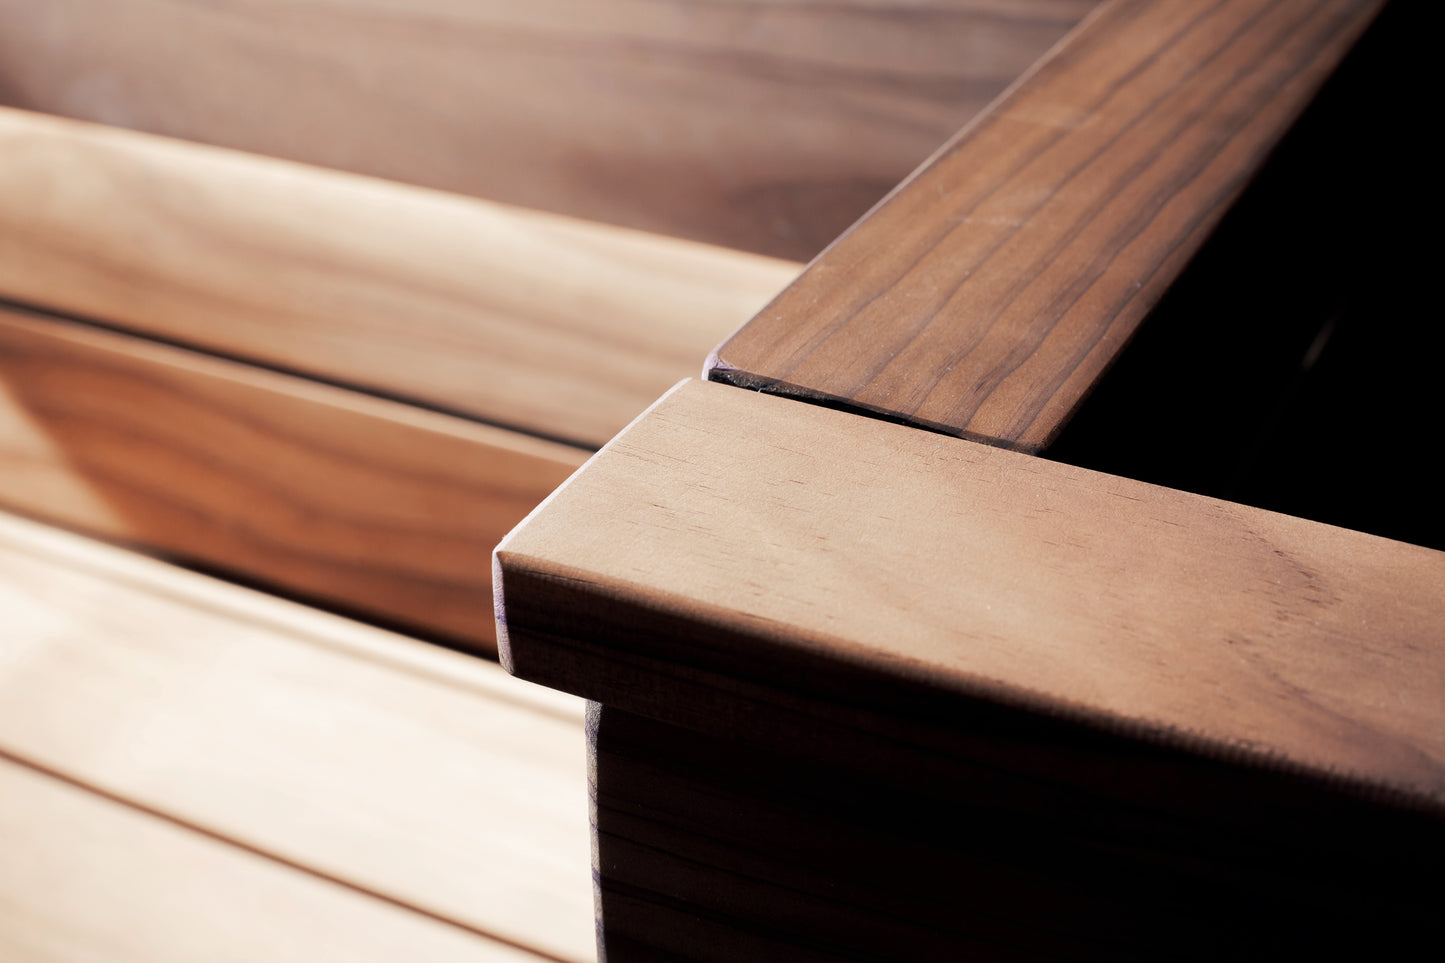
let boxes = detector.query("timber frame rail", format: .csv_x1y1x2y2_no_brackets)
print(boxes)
496,1,1442,959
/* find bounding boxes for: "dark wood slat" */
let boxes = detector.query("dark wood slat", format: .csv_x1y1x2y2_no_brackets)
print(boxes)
708,0,1385,451
0,306,587,652
0,0,1098,261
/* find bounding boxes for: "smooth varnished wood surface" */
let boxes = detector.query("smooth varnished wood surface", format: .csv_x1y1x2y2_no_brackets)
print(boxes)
0,760,548,963
498,380,1445,807
0,0,1097,261
0,106,798,447
0,510,593,963
0,305,587,651
708,0,1386,451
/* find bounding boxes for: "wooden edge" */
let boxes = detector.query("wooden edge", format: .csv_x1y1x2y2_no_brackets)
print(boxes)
0,105,800,447
496,379,1445,812
706,0,1386,452
0,304,589,652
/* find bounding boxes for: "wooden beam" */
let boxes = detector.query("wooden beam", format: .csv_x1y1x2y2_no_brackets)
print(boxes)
497,379,1445,808
0,0,1098,260
496,377,1444,957
0,510,592,962
708,0,1386,451
0,106,799,447
0,305,587,651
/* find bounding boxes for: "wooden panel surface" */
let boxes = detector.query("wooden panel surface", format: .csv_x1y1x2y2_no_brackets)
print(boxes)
708,0,1386,451
0,510,593,963
0,306,588,651
586,702,1437,961
0,0,1098,261
497,380,1445,807
0,759,548,963
0,106,798,447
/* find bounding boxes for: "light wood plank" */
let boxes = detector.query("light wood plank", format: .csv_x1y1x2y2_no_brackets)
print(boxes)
497,379,1445,807
0,106,799,447
0,757,547,963
708,0,1385,451
0,305,588,651
0,0,1098,260
0,510,593,962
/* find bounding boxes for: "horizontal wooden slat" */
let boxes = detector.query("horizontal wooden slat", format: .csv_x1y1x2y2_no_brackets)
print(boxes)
0,0,1098,260
0,106,799,447
708,0,1385,451
0,305,588,651
496,379,1445,807
0,759,551,963
0,510,592,962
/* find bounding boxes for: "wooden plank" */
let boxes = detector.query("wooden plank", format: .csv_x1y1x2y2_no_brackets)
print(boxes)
0,0,1098,261
0,510,593,963
496,379,1445,808
0,305,588,652
708,0,1386,452
0,106,799,447
0,758,548,963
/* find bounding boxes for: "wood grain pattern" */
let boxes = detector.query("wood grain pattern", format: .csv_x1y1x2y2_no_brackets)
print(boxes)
0,510,592,963
497,379,1445,807
0,0,1098,260
0,759,552,963
0,106,798,447
586,702,1439,961
708,0,1386,451
0,305,588,651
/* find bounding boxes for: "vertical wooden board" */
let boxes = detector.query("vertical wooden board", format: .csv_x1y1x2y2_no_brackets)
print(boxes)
0,106,799,446
709,0,1386,451
0,306,589,651
0,0,1099,260
0,510,594,963
0,759,549,963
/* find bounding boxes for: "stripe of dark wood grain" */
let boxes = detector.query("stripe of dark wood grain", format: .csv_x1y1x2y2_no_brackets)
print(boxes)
0,306,586,652
707,0,1386,452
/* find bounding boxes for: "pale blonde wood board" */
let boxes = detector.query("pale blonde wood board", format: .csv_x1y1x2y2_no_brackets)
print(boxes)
0,758,551,963
0,106,799,447
498,379,1445,805
0,0,1098,260
0,306,588,651
710,0,1386,451
0,510,593,961
0,757,557,960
